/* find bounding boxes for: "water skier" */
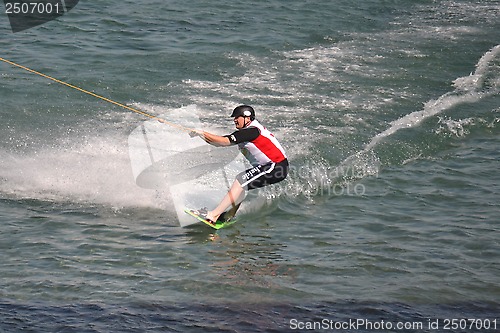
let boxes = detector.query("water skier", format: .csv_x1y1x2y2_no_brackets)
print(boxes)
189,105,289,224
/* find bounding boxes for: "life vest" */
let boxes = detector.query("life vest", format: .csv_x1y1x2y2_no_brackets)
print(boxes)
238,120,287,166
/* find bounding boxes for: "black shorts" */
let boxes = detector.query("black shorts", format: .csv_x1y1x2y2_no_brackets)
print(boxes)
236,159,289,190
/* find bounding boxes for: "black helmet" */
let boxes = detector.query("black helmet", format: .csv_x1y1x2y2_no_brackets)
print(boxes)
231,105,255,120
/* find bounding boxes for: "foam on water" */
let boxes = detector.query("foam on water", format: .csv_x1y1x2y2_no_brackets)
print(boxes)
435,117,476,137
262,44,500,204
0,127,170,210
366,44,500,150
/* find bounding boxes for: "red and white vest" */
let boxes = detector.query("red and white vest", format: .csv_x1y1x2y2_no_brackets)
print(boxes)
238,120,287,166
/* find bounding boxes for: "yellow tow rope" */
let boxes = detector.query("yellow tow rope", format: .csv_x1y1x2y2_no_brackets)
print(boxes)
0,57,192,133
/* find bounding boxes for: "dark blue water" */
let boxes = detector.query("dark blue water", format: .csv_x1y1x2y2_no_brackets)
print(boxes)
1,0,499,332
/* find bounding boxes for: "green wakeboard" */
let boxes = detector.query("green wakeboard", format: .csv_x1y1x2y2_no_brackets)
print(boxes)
184,208,237,229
